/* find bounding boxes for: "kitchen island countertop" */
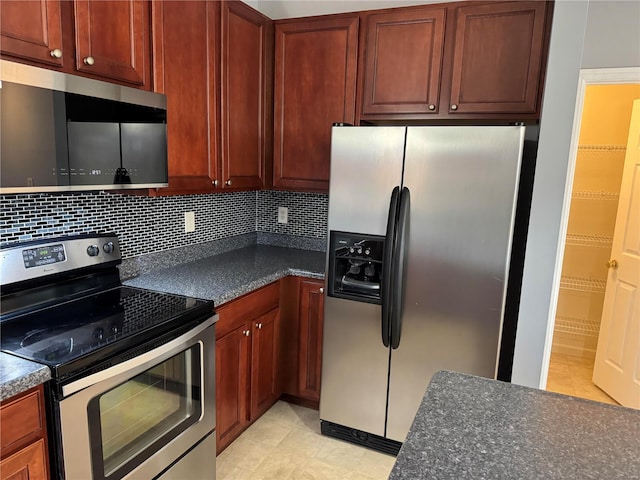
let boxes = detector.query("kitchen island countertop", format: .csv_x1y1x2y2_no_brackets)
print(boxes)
390,370,640,479
123,244,325,304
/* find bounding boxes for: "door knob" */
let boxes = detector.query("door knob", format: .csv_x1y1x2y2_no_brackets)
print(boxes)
225,179,232,186
607,259,619,269
256,323,262,329
50,48,62,59
450,104,458,111
428,104,435,111
319,287,324,294
212,179,219,187
83,56,95,65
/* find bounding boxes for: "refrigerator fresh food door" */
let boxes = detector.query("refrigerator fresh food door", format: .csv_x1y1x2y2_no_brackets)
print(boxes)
321,126,405,436
385,126,525,441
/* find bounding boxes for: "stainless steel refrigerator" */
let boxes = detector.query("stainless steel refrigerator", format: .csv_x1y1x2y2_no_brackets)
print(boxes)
319,125,536,454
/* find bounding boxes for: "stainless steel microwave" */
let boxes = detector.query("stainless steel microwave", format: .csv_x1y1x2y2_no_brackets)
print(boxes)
0,60,168,193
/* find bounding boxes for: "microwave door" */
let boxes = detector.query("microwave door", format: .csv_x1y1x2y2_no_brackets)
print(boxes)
67,122,121,186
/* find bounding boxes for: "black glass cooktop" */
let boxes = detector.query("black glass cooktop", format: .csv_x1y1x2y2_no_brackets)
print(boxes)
0,285,214,380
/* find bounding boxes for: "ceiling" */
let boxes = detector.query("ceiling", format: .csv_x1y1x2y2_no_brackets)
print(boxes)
243,0,443,19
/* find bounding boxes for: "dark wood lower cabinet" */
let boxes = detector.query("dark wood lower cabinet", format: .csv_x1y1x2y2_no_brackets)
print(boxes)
215,323,250,453
297,279,325,404
215,282,280,454
0,386,49,480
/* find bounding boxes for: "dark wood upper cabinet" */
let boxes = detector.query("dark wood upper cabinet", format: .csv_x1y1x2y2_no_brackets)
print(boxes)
273,16,359,192
359,6,446,116
448,1,549,115
0,0,64,68
151,0,219,194
73,0,149,86
358,1,552,121
0,0,151,89
220,0,272,190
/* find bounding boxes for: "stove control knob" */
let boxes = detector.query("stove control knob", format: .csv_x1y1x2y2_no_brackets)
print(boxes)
87,245,100,257
103,242,115,254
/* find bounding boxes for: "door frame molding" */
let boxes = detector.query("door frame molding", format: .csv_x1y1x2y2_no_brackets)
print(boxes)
542,67,640,388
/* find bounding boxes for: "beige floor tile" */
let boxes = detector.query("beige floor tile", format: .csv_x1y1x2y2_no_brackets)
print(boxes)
347,472,380,480
240,415,293,447
219,436,275,472
248,448,311,480
278,426,327,457
216,458,253,480
293,457,355,480
352,449,396,479
262,400,312,429
314,436,367,470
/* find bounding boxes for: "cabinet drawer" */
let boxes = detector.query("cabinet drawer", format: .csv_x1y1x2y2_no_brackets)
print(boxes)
217,282,280,337
0,387,45,457
0,437,47,480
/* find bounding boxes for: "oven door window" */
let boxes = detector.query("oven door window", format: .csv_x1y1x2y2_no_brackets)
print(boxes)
87,345,202,480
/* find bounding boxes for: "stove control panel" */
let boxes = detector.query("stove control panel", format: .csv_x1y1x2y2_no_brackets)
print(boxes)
1,234,121,287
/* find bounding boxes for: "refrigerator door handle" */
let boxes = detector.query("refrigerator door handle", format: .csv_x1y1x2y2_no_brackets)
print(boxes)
391,187,410,349
382,186,400,348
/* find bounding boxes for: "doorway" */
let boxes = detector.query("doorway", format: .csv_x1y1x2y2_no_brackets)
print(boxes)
546,74,640,405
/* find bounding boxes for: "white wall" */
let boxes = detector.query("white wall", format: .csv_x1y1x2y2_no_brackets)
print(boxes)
512,0,640,388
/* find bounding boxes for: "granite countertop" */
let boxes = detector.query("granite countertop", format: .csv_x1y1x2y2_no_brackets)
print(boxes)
124,244,325,305
390,370,640,479
0,352,51,402
0,243,324,401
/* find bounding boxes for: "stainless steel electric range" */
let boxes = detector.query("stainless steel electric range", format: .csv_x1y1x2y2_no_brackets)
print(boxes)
0,234,217,480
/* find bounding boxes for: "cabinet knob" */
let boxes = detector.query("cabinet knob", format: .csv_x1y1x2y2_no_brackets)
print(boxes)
428,104,435,111
83,56,95,66
319,287,324,294
225,179,232,186
50,48,62,59
450,104,458,111
243,330,250,336
607,259,619,269
256,322,262,329
212,179,219,187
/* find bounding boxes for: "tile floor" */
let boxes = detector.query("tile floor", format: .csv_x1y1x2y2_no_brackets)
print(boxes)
546,351,619,405
216,401,396,480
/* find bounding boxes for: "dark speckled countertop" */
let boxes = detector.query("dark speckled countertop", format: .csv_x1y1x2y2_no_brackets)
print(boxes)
390,370,640,480
124,244,325,305
0,243,324,401
0,352,51,401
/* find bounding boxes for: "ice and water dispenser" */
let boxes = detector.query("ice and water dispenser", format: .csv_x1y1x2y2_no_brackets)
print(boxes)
327,231,384,304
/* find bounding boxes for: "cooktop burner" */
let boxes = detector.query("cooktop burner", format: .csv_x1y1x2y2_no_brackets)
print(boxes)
0,286,212,369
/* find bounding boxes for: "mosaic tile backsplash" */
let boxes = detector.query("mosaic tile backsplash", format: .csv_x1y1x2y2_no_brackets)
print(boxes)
0,190,328,259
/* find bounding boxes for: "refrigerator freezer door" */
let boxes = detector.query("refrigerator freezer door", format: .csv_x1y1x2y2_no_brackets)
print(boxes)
385,126,525,441
326,126,405,234
320,126,405,436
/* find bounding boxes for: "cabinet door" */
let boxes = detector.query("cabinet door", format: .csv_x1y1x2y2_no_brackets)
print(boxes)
151,0,218,194
298,279,325,402
250,308,280,420
448,1,549,115
273,16,358,192
215,323,250,454
73,0,150,87
0,439,47,480
0,0,64,68
220,0,271,190
359,7,445,116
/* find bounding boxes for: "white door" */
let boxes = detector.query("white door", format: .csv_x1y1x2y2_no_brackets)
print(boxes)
592,99,640,408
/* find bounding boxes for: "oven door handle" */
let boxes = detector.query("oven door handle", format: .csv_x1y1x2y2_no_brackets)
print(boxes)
61,314,217,397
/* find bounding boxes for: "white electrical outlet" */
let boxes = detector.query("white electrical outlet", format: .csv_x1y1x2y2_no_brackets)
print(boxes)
278,206,288,224
184,211,195,233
